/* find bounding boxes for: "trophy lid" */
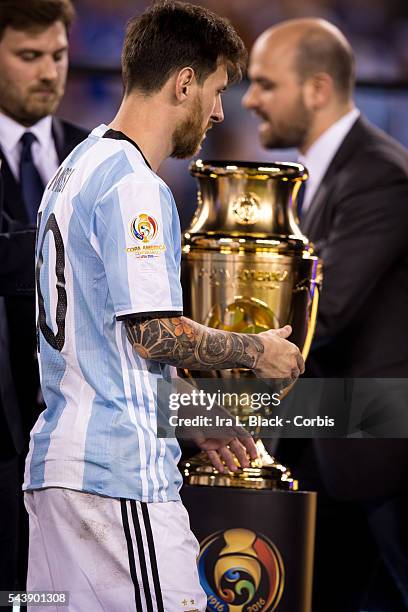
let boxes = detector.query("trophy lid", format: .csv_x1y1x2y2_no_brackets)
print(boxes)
186,159,309,243
190,159,308,182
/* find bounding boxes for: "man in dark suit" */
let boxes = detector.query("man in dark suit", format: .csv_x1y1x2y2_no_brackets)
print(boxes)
243,18,408,611
0,0,87,593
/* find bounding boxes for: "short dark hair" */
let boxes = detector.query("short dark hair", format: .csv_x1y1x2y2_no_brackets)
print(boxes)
122,0,247,95
0,0,75,40
295,27,355,98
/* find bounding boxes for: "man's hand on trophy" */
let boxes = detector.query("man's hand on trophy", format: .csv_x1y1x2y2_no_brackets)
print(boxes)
253,325,305,381
194,432,258,473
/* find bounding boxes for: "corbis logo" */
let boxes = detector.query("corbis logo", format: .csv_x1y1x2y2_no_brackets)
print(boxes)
130,213,158,243
198,528,284,612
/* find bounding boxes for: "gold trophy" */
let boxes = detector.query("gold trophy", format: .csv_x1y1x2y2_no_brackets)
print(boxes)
180,160,321,490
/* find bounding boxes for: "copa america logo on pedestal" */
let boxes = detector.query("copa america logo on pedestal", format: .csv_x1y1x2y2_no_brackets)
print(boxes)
198,528,285,611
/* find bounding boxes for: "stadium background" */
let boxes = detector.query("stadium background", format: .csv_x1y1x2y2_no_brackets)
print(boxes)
60,0,408,228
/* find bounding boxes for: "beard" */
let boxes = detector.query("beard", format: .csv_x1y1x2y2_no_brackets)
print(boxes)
259,93,312,150
171,95,209,159
0,81,63,126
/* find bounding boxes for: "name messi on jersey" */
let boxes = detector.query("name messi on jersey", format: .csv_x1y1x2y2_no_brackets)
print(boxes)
48,166,75,193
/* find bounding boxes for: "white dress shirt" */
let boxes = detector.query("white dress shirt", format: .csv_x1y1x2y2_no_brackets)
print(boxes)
0,112,59,185
298,108,360,214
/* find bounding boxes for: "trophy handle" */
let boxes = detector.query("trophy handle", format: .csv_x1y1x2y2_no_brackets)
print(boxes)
301,283,320,360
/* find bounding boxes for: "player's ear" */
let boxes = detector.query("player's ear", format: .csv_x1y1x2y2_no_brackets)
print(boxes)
174,67,196,102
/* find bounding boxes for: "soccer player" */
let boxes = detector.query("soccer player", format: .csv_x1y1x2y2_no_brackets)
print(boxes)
23,2,304,610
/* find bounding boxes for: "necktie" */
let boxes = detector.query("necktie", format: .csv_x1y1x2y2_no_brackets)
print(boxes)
296,181,307,221
19,132,45,225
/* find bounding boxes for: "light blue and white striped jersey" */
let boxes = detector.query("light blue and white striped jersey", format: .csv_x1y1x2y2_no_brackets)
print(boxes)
24,124,184,502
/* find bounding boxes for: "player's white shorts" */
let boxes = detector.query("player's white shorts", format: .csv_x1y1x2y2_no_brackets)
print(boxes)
24,488,207,612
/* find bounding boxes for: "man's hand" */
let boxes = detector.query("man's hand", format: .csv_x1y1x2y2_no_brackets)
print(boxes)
169,374,258,472
253,325,305,381
194,431,258,473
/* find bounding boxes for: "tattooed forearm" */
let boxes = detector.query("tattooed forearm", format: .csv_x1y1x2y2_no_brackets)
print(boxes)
125,316,264,370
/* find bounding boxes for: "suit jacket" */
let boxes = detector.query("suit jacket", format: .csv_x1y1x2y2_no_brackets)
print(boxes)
303,116,408,377
300,116,408,500
0,117,88,455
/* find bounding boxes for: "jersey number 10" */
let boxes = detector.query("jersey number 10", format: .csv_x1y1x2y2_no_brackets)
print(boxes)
35,211,67,352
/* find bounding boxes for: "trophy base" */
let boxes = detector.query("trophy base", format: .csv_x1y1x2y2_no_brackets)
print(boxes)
181,440,298,491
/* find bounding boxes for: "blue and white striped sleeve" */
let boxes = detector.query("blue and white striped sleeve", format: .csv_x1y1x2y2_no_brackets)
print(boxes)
94,175,183,319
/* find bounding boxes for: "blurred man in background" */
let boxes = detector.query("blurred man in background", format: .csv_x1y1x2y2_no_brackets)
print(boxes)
0,0,87,592
244,18,408,612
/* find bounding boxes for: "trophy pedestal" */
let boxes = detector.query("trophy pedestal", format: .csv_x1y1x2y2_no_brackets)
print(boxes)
181,485,316,612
